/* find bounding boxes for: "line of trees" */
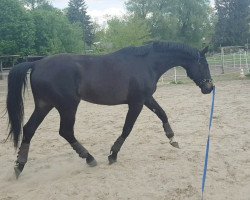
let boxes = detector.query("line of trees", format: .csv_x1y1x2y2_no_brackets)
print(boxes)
0,0,249,56
213,0,250,48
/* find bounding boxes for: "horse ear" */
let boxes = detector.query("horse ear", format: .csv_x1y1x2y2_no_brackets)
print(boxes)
201,46,209,55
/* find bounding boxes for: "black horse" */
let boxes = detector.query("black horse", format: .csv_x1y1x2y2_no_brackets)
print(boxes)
6,42,213,178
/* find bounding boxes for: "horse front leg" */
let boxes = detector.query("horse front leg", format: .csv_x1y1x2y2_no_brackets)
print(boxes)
144,97,179,148
108,103,143,164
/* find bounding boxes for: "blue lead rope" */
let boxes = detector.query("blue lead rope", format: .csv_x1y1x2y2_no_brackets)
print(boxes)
201,86,216,200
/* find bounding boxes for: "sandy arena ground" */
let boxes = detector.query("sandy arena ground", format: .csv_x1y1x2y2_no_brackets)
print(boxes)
0,79,249,200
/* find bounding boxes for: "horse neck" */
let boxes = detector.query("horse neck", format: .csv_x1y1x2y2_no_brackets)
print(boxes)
151,51,193,79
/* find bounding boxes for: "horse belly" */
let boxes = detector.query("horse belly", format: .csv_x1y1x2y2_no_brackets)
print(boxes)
79,84,128,105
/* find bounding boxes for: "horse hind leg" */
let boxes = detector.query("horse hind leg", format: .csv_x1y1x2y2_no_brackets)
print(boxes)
15,102,52,179
57,103,97,167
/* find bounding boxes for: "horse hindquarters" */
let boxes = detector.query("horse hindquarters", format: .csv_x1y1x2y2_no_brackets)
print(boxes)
6,62,53,178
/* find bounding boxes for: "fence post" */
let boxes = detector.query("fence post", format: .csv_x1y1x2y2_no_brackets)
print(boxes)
0,60,3,80
233,53,236,68
240,52,242,69
220,47,225,74
245,51,249,73
174,67,177,84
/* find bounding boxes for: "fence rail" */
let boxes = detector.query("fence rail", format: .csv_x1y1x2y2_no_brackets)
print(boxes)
162,50,250,84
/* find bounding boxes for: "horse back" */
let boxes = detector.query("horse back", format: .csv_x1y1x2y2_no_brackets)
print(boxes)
31,53,156,106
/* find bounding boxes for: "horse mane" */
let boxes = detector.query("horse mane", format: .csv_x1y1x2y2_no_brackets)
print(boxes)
117,41,199,59
116,44,151,56
152,41,199,58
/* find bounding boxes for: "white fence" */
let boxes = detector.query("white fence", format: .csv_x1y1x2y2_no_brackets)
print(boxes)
161,50,250,84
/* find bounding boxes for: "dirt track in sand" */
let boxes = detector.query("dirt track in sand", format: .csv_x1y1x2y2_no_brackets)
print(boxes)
0,79,250,200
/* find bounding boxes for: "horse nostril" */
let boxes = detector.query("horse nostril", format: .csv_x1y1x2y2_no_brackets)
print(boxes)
206,81,214,87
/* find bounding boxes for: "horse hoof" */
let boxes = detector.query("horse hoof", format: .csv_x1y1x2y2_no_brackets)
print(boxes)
14,162,24,179
14,166,22,179
87,159,97,167
170,141,180,149
108,155,117,165
86,155,97,167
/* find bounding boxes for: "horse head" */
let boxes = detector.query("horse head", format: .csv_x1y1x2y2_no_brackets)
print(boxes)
186,46,214,94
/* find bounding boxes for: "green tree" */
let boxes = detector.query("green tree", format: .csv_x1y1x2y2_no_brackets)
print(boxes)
126,0,213,47
125,0,152,19
67,0,94,47
174,0,213,46
96,16,151,52
32,9,84,55
213,0,250,48
0,0,35,55
21,0,50,10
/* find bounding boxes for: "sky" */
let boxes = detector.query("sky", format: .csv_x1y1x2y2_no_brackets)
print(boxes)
52,0,126,25
52,0,215,25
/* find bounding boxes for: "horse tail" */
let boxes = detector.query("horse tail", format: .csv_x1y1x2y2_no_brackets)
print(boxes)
6,62,35,148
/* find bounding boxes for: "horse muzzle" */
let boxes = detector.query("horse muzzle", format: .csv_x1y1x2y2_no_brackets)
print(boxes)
199,79,214,94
